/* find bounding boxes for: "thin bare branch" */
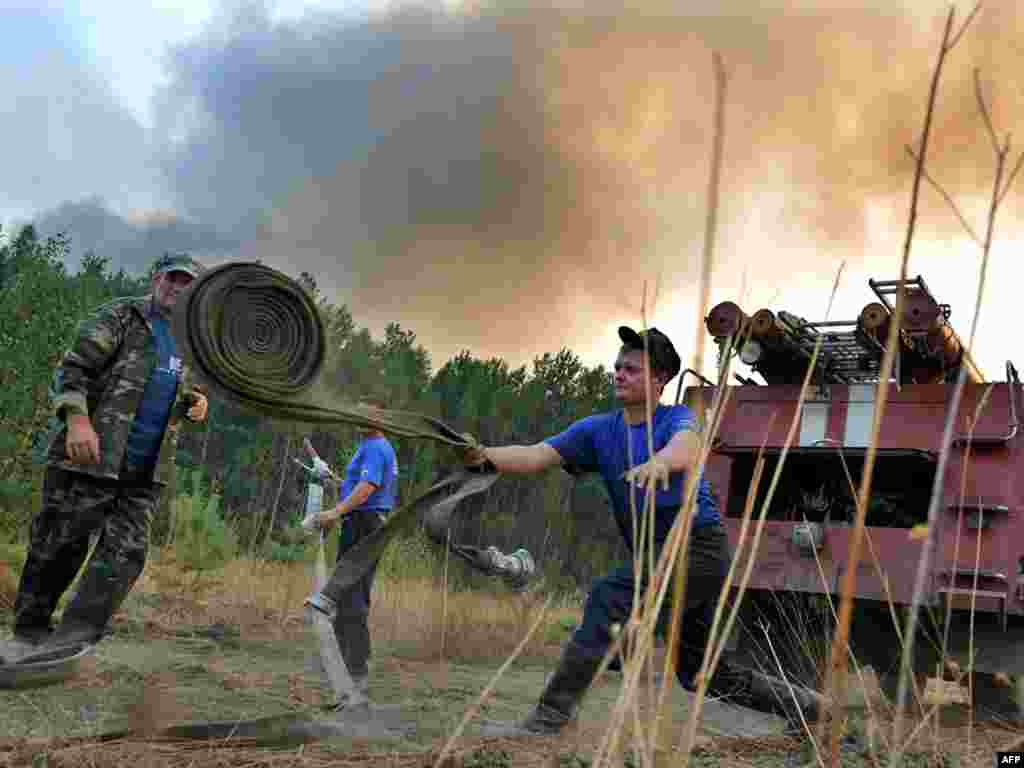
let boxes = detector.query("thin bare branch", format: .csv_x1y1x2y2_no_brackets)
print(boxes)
893,42,1016,768
899,8,955,271
905,145,982,245
974,68,1001,154
760,623,825,768
947,0,983,49
656,48,728,765
843,7,962,765
692,50,729,382
996,149,1024,208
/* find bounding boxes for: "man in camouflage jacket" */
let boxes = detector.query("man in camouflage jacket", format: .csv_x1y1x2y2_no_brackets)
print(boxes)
9,253,210,651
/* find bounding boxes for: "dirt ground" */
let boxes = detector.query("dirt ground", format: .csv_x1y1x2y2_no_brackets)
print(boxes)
0,584,1020,767
0,614,776,764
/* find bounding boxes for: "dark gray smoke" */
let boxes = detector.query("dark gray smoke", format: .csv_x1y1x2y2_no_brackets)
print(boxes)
11,1,1024,371
146,1,1024,366
29,198,240,275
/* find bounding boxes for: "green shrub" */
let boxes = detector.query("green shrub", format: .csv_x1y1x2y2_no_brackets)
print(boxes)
463,747,511,768
0,534,27,571
171,470,237,575
266,537,313,563
0,474,36,539
377,528,440,582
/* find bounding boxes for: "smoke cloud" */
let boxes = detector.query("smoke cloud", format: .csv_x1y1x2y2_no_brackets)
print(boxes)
15,1,1024,371
29,198,240,274
146,1,1024,367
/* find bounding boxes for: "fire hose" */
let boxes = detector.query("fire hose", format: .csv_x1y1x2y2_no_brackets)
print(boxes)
0,263,535,743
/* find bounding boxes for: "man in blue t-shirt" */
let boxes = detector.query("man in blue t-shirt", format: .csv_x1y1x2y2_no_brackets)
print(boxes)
313,398,398,709
463,326,824,735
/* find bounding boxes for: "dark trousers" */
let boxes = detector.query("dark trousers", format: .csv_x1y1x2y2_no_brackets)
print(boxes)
331,508,387,678
573,523,740,691
14,464,159,641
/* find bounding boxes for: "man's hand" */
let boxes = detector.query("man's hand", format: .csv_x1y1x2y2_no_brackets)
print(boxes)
316,505,346,530
623,457,671,492
461,445,489,467
458,434,490,467
66,414,101,465
186,391,209,423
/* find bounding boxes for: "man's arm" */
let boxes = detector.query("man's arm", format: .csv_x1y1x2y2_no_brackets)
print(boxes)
52,303,126,464
651,428,702,472
318,480,378,528
480,443,564,474
51,304,125,421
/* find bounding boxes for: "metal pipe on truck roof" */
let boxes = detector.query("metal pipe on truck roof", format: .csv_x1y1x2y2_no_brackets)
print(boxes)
706,301,750,338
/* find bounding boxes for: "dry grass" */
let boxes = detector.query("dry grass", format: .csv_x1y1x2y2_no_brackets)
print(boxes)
0,559,16,611
375,579,559,662
3,545,1022,767
130,548,571,663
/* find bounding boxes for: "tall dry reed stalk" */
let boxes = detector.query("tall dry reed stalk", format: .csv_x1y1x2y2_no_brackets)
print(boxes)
816,6,981,767
891,13,1024,768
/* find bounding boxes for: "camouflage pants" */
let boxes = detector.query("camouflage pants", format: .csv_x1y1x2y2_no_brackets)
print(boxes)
13,465,160,642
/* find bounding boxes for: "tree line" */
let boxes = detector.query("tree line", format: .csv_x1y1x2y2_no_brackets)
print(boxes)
0,225,630,592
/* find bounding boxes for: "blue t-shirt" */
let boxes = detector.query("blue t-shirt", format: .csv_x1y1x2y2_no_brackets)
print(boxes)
544,404,720,552
340,435,399,511
125,313,181,470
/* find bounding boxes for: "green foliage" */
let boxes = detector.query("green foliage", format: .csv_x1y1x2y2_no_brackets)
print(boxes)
0,227,148,534
0,474,35,539
558,751,592,768
463,746,511,768
265,539,311,562
172,470,237,575
377,528,444,582
0,535,27,573
264,524,315,562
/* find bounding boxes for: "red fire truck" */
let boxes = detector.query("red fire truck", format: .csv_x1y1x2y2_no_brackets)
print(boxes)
685,276,1023,677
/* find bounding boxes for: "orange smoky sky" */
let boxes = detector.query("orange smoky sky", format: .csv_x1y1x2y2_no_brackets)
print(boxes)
184,0,1024,381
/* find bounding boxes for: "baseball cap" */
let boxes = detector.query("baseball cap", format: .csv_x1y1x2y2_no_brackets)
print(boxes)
618,326,682,381
152,253,205,279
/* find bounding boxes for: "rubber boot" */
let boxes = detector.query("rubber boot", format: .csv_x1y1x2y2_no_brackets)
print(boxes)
479,640,602,737
12,625,52,647
41,616,104,654
717,667,826,728
0,635,41,665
